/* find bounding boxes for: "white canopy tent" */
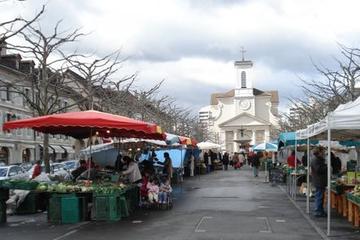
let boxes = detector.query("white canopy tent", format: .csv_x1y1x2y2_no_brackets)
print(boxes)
295,96,360,236
197,141,221,150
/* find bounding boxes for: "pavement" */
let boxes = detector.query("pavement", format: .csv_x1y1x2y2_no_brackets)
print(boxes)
1,166,358,240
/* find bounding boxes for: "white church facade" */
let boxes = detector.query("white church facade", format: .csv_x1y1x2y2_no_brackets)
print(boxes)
199,56,280,153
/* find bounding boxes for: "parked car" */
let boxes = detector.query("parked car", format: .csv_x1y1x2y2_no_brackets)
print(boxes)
20,162,34,171
0,165,28,180
62,160,79,172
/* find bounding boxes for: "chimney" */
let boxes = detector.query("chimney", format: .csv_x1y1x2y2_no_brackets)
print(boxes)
20,60,35,74
0,41,6,56
0,54,22,70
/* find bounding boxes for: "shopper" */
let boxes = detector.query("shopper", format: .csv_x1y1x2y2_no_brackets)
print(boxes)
252,152,261,177
32,160,42,179
204,151,212,173
287,150,300,168
331,152,342,175
301,151,308,167
120,156,142,184
222,152,229,170
238,153,245,169
311,147,327,217
163,152,173,181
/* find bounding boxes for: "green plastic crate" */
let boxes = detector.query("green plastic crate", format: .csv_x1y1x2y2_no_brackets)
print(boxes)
94,195,120,221
119,196,128,218
61,197,80,224
16,192,38,214
48,196,62,224
48,195,85,224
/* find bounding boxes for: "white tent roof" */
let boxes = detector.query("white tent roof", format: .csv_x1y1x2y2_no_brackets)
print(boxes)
121,138,167,146
80,142,115,155
299,96,360,139
197,141,221,150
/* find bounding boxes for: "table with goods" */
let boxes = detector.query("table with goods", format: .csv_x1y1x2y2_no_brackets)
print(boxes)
0,177,139,224
284,165,307,198
329,171,360,228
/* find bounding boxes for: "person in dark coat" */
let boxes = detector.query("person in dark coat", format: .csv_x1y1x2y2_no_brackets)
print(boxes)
330,152,341,175
114,153,124,172
222,152,229,170
71,160,87,181
252,152,261,177
301,151,308,167
311,147,327,217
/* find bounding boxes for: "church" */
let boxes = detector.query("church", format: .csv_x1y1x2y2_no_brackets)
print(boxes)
199,54,280,153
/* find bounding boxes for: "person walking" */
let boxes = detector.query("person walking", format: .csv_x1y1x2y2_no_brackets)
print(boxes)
311,147,327,217
222,152,229,170
204,151,212,173
232,153,240,169
252,152,261,177
162,152,173,182
238,153,245,169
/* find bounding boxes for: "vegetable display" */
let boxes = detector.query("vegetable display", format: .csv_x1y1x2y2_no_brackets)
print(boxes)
35,181,127,194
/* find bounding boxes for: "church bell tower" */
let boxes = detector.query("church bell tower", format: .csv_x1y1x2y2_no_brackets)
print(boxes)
234,48,255,115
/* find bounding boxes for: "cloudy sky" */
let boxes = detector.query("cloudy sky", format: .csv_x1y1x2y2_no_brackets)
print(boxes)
2,0,360,113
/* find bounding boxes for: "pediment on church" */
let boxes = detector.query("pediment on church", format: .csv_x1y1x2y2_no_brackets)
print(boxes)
219,113,271,127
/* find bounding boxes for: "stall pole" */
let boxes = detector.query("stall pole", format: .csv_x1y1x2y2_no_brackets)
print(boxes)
294,138,297,200
327,128,331,236
87,128,93,179
180,146,184,193
306,137,310,214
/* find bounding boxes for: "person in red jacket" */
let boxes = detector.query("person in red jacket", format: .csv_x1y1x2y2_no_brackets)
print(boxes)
32,160,42,179
287,150,300,168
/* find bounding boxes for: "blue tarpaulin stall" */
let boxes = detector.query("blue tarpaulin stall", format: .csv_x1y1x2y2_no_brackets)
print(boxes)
140,148,201,168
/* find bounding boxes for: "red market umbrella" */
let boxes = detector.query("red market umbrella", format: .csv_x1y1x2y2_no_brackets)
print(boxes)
178,136,198,146
3,110,165,140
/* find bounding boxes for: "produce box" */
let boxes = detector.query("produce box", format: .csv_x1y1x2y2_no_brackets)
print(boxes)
48,195,86,224
93,195,121,221
347,172,360,185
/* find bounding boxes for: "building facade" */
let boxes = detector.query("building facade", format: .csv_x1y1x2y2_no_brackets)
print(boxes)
0,45,76,165
199,56,280,153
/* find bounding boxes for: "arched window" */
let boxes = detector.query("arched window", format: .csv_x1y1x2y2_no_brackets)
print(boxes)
241,71,246,88
0,147,9,165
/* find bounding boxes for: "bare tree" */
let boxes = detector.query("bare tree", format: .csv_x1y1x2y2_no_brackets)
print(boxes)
282,44,360,131
63,51,139,113
0,4,44,42
0,20,83,172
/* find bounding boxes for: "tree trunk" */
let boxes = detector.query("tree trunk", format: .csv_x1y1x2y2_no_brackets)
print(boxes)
43,133,50,173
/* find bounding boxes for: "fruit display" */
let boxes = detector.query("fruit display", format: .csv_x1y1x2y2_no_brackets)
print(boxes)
352,185,360,197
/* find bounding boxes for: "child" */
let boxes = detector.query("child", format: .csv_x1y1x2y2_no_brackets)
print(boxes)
159,178,172,204
140,173,149,201
146,177,159,203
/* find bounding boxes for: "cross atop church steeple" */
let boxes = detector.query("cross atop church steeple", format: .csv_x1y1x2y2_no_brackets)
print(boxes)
240,46,246,61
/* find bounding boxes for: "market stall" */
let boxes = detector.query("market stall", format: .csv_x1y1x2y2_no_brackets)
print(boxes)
1,110,165,224
295,96,360,235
